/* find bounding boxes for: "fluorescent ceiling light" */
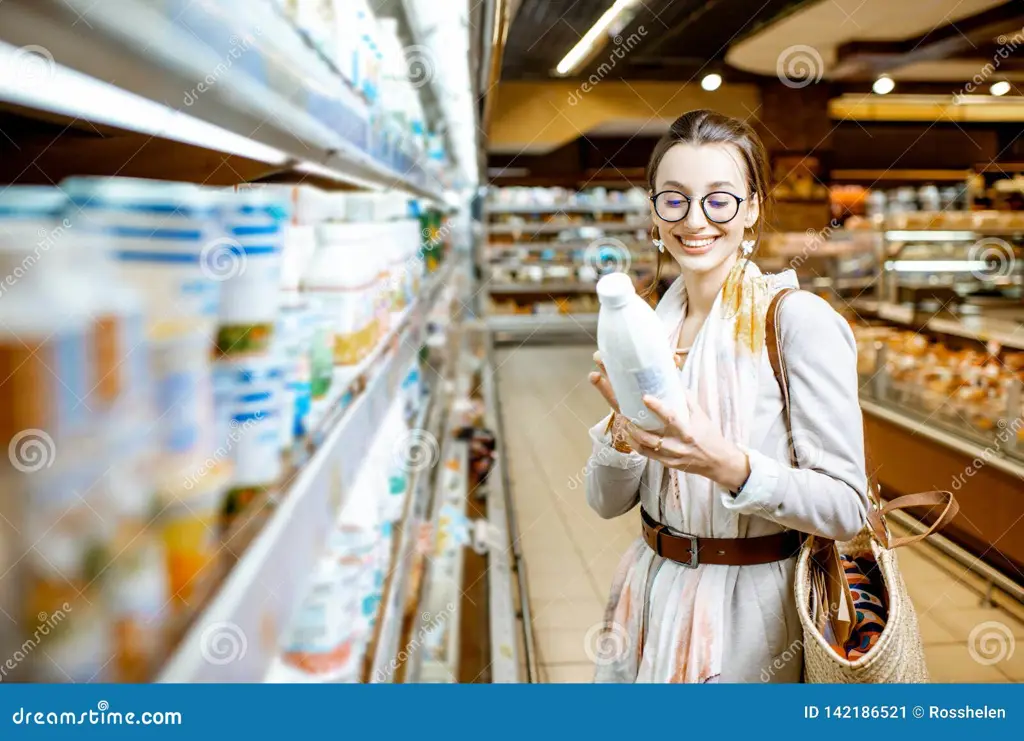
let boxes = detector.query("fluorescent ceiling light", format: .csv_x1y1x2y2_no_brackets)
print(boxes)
885,260,988,272
555,0,638,76
701,74,722,91
0,41,290,166
872,76,895,95
991,81,1011,97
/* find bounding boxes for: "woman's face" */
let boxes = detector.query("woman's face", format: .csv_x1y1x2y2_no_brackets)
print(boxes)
650,142,759,276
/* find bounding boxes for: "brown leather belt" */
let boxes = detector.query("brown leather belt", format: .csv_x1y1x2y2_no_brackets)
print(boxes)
641,508,803,567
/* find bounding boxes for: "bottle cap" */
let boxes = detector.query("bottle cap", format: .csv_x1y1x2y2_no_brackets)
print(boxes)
596,272,635,308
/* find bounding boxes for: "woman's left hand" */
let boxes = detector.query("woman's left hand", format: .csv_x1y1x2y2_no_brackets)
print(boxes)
625,392,751,491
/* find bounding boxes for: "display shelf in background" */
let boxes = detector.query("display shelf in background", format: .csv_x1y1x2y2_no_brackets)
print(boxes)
158,267,451,683
487,222,647,236
487,203,646,214
487,313,598,344
0,0,444,201
488,282,596,295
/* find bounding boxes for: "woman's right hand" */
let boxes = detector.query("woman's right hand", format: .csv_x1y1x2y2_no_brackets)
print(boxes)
588,351,620,413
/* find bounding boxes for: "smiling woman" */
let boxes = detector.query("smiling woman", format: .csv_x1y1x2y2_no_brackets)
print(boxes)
585,109,871,683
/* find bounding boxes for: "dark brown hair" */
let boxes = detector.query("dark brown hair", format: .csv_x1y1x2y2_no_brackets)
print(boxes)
644,109,772,294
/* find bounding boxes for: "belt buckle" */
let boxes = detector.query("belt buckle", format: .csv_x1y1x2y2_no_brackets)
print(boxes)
681,532,699,568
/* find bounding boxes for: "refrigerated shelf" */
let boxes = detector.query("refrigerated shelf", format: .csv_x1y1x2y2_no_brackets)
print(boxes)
158,267,452,683
0,0,444,201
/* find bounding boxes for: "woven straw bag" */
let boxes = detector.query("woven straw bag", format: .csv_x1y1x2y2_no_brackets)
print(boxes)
767,289,959,683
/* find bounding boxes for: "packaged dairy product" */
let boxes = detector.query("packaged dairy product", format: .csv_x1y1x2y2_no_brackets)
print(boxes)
215,189,288,356
61,177,222,341
596,273,687,431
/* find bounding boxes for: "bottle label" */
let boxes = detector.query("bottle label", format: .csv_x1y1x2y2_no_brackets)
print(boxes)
633,366,667,399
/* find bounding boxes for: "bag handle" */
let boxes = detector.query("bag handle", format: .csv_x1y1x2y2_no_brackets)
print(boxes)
765,288,957,550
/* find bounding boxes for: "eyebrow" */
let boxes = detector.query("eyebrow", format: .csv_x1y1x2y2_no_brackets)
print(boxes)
660,179,738,190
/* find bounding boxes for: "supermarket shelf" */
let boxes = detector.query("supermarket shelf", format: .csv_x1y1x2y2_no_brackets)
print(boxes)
0,0,443,201
848,298,1024,350
860,399,1024,479
486,240,645,252
487,222,646,236
488,312,598,344
488,282,596,295
480,358,521,683
486,203,646,215
367,383,446,683
158,270,450,683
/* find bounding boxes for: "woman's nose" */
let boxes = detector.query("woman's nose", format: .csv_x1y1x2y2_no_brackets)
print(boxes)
684,200,709,229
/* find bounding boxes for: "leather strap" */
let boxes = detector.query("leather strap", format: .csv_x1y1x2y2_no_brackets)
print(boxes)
765,288,958,549
641,508,803,566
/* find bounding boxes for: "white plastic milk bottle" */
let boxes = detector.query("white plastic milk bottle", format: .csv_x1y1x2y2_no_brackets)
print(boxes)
596,273,687,431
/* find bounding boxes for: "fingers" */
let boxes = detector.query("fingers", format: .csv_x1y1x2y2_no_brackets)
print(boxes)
626,426,662,450
641,394,676,428
588,371,620,413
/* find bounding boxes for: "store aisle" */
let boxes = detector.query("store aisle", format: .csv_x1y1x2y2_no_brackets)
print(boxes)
496,345,1024,684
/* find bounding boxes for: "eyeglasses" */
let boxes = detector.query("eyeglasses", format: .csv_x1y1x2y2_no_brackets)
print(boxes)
650,190,745,224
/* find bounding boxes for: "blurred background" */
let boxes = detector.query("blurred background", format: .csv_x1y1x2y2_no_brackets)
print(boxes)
0,0,1021,685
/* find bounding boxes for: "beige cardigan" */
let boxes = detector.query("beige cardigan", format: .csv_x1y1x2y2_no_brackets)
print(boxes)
585,280,870,682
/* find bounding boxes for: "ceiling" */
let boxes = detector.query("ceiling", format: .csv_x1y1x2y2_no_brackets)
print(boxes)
500,0,814,82
726,0,1024,82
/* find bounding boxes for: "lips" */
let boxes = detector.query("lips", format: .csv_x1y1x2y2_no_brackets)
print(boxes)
676,234,720,254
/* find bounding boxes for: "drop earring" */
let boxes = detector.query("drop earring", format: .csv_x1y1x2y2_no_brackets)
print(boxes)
741,239,755,256
651,226,665,253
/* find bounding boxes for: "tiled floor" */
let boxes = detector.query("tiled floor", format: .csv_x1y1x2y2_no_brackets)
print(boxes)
496,344,1024,684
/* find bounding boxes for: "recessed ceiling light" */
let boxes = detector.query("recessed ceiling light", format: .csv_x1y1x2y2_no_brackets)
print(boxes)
872,75,895,95
991,80,1011,96
701,73,722,92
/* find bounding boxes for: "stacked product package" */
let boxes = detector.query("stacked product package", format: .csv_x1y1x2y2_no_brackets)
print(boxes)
0,177,446,683
280,360,427,683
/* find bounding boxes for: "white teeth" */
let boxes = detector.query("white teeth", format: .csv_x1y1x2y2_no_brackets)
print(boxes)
680,237,717,248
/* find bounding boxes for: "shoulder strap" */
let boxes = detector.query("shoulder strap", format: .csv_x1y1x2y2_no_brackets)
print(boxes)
764,288,958,549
